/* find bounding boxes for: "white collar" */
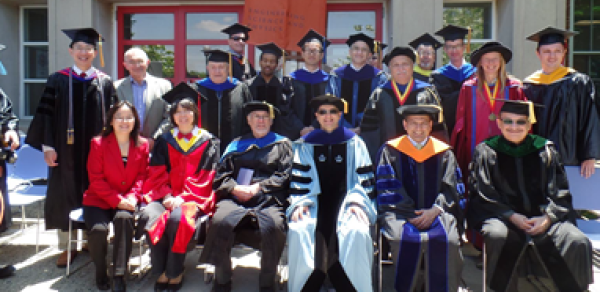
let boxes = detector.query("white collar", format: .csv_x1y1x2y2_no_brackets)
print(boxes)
350,63,366,71
302,66,320,73
72,65,96,77
228,49,243,58
173,126,200,140
407,135,429,149
447,59,466,70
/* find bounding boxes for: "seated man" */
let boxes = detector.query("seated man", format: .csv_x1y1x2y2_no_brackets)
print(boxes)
376,105,464,292
287,94,376,292
468,100,593,292
200,101,292,292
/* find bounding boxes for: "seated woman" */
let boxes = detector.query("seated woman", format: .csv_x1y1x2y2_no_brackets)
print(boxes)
82,100,150,291
139,83,220,292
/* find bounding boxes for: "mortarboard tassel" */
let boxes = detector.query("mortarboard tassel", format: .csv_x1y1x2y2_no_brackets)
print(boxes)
466,27,472,54
98,35,105,67
228,52,232,81
282,49,286,75
341,98,348,114
528,101,536,124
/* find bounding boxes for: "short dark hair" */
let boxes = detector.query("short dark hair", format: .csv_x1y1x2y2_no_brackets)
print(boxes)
169,98,199,127
102,100,142,145
259,52,280,64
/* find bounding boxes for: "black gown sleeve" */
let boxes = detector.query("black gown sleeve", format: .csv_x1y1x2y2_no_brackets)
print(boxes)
25,73,59,151
0,88,19,133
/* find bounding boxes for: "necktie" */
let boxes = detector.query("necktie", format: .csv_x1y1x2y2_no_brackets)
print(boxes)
177,132,193,140
79,72,87,78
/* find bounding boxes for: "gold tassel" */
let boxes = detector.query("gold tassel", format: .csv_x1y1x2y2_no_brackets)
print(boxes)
282,50,286,74
98,35,105,67
528,101,537,124
438,107,444,124
67,129,74,145
268,103,275,119
229,53,233,80
341,98,348,114
467,27,472,54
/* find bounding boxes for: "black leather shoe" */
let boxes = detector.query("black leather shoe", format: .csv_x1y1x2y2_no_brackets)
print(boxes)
166,276,184,292
0,265,15,279
211,281,232,292
96,277,110,291
154,281,168,292
112,276,126,292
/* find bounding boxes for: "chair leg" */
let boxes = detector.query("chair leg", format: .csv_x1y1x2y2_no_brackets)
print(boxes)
482,243,486,292
36,201,41,253
67,220,72,277
378,228,383,292
21,206,25,230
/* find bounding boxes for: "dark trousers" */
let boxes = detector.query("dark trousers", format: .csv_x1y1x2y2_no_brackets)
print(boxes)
83,206,134,279
0,162,11,232
139,201,200,279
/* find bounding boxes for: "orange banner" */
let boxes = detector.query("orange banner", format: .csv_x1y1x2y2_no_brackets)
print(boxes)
243,0,327,51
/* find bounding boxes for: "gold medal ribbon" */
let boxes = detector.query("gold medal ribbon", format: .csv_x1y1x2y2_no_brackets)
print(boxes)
391,78,414,106
483,82,499,110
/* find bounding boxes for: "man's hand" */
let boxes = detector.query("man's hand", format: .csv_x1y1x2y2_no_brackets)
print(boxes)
525,215,551,236
300,126,314,137
291,206,310,222
408,208,441,230
347,205,369,225
509,213,533,231
581,159,596,178
117,198,136,211
4,130,19,151
232,185,253,202
44,149,58,167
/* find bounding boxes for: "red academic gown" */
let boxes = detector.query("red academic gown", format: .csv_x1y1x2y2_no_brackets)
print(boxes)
451,78,526,176
142,128,220,252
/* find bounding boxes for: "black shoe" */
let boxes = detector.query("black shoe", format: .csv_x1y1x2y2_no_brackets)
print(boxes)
211,281,232,292
0,265,15,279
166,276,184,292
112,276,126,292
96,277,110,291
154,281,168,292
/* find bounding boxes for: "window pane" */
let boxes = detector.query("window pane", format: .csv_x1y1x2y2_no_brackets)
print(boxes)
186,13,238,40
24,46,49,79
186,45,229,79
125,45,175,78
123,14,174,40
325,44,350,71
443,2,492,39
25,83,46,116
594,3,600,50
327,11,376,39
573,0,592,51
24,8,48,42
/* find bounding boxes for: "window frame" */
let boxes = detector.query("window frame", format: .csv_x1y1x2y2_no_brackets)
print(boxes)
20,5,49,119
569,0,600,85
442,0,497,42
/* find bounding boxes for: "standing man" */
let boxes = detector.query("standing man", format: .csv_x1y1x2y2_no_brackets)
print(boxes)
246,43,294,137
0,43,20,279
469,100,592,292
287,95,376,292
222,23,256,82
361,47,448,160
287,30,331,140
523,27,600,178
201,101,292,292
114,47,172,149
408,33,443,83
430,25,476,134
26,28,117,267
376,105,464,292
193,49,253,152
327,33,387,134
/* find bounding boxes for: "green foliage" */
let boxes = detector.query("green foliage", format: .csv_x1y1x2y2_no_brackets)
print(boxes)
139,45,174,78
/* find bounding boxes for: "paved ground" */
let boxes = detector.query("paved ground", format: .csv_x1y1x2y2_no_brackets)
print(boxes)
0,203,598,292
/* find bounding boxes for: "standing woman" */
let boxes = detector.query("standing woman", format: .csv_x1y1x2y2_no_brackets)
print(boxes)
451,42,526,177
139,83,220,292
83,100,150,291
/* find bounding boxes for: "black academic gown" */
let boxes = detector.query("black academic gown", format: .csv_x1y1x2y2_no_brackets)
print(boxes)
360,79,449,160
430,63,476,134
522,70,600,165
468,135,592,292
231,54,256,82
245,74,295,138
26,69,117,230
287,69,330,140
0,88,18,232
193,78,253,153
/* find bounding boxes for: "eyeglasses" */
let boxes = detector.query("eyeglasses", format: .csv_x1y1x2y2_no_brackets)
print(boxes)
174,110,194,116
230,36,247,42
501,118,528,126
444,44,463,51
114,117,135,123
303,49,323,55
317,109,340,115
350,46,370,54
126,59,146,66
72,46,95,52
250,114,270,120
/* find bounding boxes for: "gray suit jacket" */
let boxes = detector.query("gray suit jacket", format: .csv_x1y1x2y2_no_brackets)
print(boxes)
114,74,172,139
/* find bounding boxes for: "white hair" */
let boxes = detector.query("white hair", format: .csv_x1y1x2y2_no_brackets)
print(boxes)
124,47,149,62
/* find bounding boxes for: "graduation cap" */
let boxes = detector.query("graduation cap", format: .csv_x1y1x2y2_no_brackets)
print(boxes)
383,46,417,65
435,24,473,53
346,33,376,53
162,82,205,106
297,29,331,49
243,101,280,119
470,41,512,66
257,42,286,59
526,26,578,47
62,28,106,67
203,49,233,79
221,23,252,41
397,104,444,124
309,94,348,114
494,99,544,124
409,33,442,51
